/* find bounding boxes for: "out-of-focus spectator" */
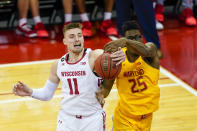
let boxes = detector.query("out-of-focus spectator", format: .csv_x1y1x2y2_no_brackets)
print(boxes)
16,0,49,38
62,0,118,37
115,0,163,59
155,0,197,30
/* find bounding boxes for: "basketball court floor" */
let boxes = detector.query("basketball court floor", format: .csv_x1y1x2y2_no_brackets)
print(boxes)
0,18,197,131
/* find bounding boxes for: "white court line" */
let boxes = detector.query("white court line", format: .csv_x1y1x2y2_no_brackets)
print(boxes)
159,83,179,88
160,67,197,96
0,95,62,104
0,59,56,68
0,83,178,104
108,36,118,40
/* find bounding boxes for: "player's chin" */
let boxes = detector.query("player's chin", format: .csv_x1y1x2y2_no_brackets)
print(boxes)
72,47,83,53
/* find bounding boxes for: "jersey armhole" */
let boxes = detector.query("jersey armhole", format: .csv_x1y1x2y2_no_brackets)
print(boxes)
93,71,100,77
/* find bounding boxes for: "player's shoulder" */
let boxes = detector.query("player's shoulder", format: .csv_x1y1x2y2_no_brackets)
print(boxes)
89,49,104,59
56,54,67,66
56,54,67,65
49,60,59,73
52,60,59,67
60,54,67,62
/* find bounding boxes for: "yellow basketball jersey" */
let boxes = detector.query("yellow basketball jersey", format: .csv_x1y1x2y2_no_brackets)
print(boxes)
115,47,160,117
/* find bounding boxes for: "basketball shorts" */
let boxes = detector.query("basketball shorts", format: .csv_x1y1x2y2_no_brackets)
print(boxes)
112,109,153,131
56,110,106,131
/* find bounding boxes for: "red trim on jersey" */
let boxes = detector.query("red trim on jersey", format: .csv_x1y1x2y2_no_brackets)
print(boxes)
65,49,87,65
102,112,106,131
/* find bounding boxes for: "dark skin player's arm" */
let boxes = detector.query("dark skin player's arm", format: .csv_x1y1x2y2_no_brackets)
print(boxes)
126,39,157,57
125,39,160,69
101,79,115,98
96,79,115,104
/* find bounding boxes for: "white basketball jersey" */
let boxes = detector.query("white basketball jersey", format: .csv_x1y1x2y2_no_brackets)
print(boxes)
57,48,103,116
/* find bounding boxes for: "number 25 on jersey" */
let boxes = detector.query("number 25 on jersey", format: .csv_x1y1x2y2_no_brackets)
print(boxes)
128,76,147,93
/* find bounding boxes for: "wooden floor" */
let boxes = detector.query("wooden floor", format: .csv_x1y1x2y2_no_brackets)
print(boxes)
0,61,197,131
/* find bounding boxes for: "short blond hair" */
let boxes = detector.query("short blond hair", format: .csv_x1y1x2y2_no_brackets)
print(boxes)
63,22,82,34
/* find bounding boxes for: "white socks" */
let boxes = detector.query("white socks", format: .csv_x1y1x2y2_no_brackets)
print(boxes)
182,0,193,9
19,16,41,26
33,16,42,24
64,12,112,23
18,18,27,26
157,0,193,9
64,13,72,23
80,13,89,22
104,12,112,20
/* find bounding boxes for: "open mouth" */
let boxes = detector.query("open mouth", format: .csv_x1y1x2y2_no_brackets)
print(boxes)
74,43,81,47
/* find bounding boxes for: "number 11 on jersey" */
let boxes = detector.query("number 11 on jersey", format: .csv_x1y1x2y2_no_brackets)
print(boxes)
67,78,79,95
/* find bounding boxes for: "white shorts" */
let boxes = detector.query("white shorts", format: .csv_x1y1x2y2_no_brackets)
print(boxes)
56,110,106,131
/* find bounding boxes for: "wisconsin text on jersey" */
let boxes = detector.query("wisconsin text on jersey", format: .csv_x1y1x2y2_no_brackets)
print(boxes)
61,71,86,77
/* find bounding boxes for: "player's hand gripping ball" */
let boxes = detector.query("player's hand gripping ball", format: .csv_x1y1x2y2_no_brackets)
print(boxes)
95,53,121,79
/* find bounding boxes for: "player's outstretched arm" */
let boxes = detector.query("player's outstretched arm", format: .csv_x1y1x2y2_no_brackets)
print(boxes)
101,79,115,98
13,60,60,101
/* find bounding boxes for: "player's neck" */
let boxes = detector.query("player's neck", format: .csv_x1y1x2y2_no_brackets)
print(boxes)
126,51,139,63
68,49,85,63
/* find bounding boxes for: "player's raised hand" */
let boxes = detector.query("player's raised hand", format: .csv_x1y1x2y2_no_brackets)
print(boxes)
104,38,127,53
13,81,33,96
110,47,125,66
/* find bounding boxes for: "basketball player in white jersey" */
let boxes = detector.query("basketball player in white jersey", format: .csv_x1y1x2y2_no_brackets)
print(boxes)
12,23,125,131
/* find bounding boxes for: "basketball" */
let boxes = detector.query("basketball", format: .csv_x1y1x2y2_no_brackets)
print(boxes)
95,53,122,79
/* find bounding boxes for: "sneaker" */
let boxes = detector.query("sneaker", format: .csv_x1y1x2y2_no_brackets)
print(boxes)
100,20,118,36
34,22,49,37
16,23,37,38
155,4,164,22
156,20,164,30
180,8,197,26
82,21,92,37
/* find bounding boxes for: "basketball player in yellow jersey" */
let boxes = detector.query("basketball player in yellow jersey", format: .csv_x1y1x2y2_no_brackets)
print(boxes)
96,21,160,131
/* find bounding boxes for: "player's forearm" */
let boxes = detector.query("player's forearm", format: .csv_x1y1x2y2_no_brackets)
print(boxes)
31,80,58,101
100,86,111,98
102,79,114,98
28,88,33,96
126,39,155,57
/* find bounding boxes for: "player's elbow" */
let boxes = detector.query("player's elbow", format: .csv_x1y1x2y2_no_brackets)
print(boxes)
144,43,157,57
40,94,53,101
104,93,109,98
141,47,157,57
43,97,52,101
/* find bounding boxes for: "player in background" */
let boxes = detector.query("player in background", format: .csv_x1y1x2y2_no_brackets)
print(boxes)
96,21,160,131
12,23,125,131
